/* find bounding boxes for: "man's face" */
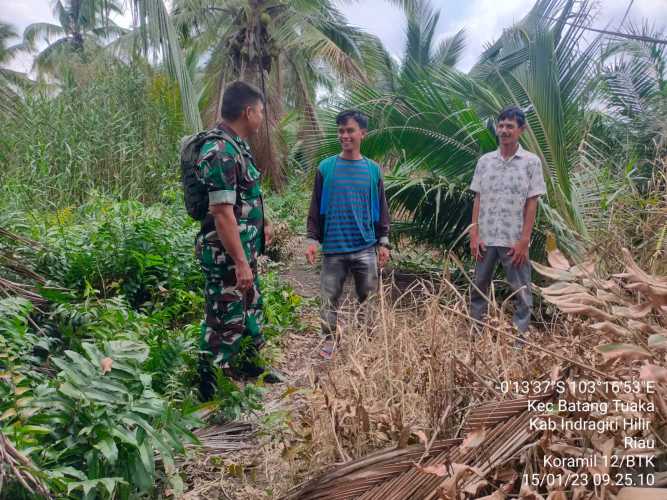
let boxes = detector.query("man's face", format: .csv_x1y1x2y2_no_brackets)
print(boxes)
337,118,366,153
496,118,524,147
245,101,265,134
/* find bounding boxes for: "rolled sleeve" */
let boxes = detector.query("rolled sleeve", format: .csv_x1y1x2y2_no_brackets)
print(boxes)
527,158,547,198
209,189,236,205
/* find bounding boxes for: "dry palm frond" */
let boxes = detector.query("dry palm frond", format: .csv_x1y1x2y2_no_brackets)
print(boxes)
1,254,47,284
286,439,459,500
0,432,51,498
287,405,544,500
0,277,48,306
0,227,43,249
193,422,255,454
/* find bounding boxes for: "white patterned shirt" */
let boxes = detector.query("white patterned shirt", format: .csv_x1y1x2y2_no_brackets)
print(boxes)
470,145,547,247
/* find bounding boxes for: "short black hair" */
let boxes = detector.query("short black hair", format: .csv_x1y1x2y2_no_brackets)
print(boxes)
497,106,526,127
221,81,264,120
336,109,369,129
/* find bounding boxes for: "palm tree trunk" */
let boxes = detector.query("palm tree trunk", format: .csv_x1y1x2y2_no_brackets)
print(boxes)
247,65,285,190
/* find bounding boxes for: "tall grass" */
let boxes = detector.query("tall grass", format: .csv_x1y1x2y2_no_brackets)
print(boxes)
0,60,186,210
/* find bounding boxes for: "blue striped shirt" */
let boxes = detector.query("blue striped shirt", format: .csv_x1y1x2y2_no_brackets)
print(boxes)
322,158,377,254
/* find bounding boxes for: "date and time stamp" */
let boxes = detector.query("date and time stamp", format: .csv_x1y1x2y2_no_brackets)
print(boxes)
498,379,661,489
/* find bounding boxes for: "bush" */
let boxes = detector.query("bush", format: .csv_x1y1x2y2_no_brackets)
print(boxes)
35,198,202,311
4,339,198,499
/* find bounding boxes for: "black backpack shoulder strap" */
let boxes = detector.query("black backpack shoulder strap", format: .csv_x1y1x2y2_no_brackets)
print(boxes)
200,130,246,171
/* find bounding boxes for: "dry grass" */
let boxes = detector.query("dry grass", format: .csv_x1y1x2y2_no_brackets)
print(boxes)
182,245,666,499
301,276,566,467
285,254,666,499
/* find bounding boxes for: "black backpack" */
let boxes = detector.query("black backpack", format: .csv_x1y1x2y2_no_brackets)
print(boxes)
180,129,246,220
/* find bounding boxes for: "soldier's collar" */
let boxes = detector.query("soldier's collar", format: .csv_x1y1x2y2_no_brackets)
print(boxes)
216,122,244,142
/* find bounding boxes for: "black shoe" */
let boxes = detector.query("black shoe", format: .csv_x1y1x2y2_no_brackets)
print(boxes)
260,367,285,384
237,358,284,384
198,357,217,402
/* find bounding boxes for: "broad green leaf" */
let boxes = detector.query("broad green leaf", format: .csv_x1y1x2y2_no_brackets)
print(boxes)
138,437,155,477
36,286,76,304
110,426,138,448
18,425,52,435
63,350,97,373
168,472,185,496
107,340,149,363
81,343,104,365
123,413,175,469
80,387,123,404
47,466,87,480
129,453,153,491
94,437,119,465
67,477,125,496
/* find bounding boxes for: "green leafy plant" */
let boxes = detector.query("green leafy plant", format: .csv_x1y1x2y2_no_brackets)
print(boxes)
12,340,199,499
36,199,202,311
212,369,265,422
0,297,52,441
261,270,302,342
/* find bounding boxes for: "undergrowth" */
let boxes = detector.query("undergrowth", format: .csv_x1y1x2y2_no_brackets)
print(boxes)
0,195,303,498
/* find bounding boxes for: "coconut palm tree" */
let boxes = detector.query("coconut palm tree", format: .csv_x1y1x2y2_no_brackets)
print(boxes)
0,22,26,83
399,0,465,73
370,0,465,93
0,21,33,117
599,22,667,165
21,0,126,78
179,0,390,187
127,0,384,187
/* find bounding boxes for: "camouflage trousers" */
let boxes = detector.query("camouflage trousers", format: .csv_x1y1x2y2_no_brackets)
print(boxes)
195,234,264,366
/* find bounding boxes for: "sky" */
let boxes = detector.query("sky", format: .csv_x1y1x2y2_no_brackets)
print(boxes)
3,0,667,73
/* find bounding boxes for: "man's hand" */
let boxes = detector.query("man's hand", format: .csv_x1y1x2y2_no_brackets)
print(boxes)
378,246,390,268
507,237,530,266
306,243,319,265
264,222,273,247
470,231,486,261
235,260,253,292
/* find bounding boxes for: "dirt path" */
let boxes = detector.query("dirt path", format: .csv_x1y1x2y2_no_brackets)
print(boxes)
183,238,329,499
183,238,429,498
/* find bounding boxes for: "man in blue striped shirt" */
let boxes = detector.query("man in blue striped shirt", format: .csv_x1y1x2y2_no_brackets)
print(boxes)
306,110,391,359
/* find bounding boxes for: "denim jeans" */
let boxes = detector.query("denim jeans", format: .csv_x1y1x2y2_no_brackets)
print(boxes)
470,246,532,332
320,246,378,338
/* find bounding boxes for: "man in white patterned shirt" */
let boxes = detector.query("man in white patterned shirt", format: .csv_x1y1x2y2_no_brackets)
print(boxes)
469,106,547,334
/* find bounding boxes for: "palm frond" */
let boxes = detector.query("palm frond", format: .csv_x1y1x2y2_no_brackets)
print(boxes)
432,29,465,68
402,0,440,69
131,0,202,131
31,37,73,75
22,22,67,49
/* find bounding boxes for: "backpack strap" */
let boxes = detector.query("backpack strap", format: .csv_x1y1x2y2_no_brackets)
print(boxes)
199,130,248,207
196,130,251,233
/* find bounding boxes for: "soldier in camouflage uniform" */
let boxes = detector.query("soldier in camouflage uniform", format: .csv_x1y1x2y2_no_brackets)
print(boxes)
195,81,280,399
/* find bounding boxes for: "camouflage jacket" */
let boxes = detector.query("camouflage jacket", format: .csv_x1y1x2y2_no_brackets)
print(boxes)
196,124,265,256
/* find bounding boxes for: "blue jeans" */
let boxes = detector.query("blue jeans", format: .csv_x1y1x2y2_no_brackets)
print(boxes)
470,246,532,332
320,246,378,338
